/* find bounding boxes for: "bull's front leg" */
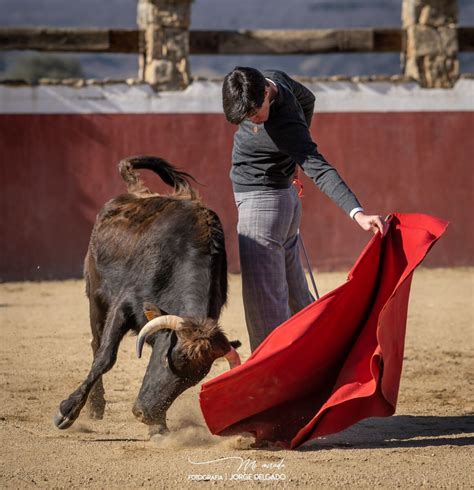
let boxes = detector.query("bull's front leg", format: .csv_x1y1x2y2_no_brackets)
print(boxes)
87,335,106,420
87,296,108,420
54,306,127,430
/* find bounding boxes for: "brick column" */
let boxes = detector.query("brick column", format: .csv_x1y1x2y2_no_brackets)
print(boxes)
402,0,459,88
137,0,192,90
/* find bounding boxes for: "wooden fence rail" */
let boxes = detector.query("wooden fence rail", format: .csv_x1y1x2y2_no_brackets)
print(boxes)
0,28,143,53
190,28,404,54
458,26,474,51
1,27,473,55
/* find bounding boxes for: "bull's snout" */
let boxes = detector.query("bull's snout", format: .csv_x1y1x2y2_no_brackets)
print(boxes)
132,401,167,426
132,401,151,423
133,401,169,436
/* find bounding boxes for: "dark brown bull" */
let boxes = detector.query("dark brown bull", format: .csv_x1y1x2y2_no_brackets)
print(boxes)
53,156,240,435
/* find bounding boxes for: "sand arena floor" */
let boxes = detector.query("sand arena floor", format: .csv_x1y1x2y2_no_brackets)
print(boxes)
0,268,473,488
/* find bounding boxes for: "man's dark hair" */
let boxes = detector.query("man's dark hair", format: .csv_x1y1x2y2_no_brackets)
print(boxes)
222,67,267,124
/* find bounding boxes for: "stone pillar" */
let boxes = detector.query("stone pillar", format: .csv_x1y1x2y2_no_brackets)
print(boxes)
402,0,459,88
137,0,192,90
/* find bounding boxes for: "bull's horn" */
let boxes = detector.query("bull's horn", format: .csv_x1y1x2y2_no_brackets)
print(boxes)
136,315,183,359
223,346,241,369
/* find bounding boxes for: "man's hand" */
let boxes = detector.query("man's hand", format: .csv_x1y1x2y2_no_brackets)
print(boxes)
354,212,387,235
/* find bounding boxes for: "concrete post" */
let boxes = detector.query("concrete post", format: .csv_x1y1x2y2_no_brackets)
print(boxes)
402,0,459,88
137,0,192,90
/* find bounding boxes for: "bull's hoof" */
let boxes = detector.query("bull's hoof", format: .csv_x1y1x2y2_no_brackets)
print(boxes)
87,409,104,420
53,410,75,430
87,401,105,420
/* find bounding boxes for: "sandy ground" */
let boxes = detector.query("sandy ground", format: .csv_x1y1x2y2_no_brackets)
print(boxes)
0,268,473,488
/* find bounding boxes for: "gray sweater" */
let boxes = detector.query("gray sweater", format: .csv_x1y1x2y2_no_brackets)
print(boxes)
231,69,361,216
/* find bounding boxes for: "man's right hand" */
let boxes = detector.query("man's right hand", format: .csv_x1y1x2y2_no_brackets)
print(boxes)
354,212,387,235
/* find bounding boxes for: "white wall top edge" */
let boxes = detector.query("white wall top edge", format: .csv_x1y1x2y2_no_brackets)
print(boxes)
1,79,473,114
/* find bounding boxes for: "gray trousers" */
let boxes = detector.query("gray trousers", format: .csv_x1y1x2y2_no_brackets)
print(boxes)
234,186,314,351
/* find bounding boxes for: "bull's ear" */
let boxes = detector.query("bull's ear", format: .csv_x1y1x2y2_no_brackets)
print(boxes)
143,302,163,321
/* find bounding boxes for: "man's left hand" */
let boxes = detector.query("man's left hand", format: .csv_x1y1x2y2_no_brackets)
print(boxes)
354,212,387,235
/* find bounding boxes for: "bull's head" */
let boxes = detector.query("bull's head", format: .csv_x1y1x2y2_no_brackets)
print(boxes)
132,307,240,435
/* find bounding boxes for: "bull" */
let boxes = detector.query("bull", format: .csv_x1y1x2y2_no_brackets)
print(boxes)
53,156,240,435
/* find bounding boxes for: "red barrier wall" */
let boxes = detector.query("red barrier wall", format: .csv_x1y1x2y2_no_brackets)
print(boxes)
1,112,472,281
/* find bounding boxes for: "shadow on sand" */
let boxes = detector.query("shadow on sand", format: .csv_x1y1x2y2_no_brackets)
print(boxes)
300,415,474,451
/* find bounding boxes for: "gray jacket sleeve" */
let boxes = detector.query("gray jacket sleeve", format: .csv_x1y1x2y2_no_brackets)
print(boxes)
290,79,315,127
267,119,362,216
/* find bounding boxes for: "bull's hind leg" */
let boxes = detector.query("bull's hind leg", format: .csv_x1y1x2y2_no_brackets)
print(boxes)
87,295,108,420
54,305,128,430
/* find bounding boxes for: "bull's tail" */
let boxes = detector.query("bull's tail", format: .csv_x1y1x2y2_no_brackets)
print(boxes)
118,156,197,199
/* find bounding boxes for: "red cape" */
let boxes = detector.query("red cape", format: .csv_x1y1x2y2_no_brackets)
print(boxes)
199,213,448,448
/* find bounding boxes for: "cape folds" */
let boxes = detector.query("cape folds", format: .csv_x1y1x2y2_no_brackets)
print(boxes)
199,213,448,448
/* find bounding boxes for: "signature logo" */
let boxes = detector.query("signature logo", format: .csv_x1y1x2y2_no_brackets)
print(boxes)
187,456,286,482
